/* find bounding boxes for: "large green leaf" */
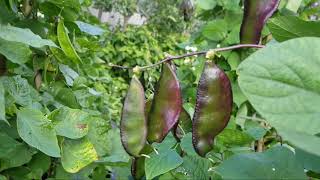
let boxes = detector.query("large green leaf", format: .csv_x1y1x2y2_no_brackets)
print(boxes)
216,129,254,147
216,146,307,179
278,128,320,156
238,37,320,135
17,108,60,157
61,138,98,173
296,147,320,173
26,153,51,179
55,88,81,109
0,132,34,171
202,20,228,41
97,129,130,163
48,107,89,139
145,149,183,180
0,82,6,123
0,25,57,48
87,117,111,156
0,38,31,64
268,16,320,42
2,76,40,107
182,155,211,180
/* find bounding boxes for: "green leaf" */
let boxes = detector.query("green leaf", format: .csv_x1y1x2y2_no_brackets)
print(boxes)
75,21,105,36
238,37,320,136
0,25,57,48
216,129,254,146
245,121,268,141
235,103,248,129
295,147,320,173
217,0,240,11
231,81,247,108
55,164,94,180
61,137,98,173
59,64,79,86
145,149,183,180
97,129,130,163
182,155,211,180
0,133,34,171
197,0,217,10
55,88,81,109
0,82,6,123
2,167,31,179
226,52,241,71
202,20,228,41
180,133,197,156
87,117,111,156
286,0,303,12
2,76,39,107
0,38,31,64
278,128,320,156
47,0,81,12
0,132,28,158
57,20,82,64
26,153,51,179
153,133,177,153
216,146,307,179
48,107,89,139
17,108,60,157
268,16,320,42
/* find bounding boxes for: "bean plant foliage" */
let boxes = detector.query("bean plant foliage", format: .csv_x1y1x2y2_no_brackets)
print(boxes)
0,0,319,179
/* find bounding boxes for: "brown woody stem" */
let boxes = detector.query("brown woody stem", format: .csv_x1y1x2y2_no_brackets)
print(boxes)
107,44,265,70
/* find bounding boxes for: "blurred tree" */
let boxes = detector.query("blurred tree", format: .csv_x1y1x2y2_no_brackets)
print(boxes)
93,0,137,25
138,0,194,33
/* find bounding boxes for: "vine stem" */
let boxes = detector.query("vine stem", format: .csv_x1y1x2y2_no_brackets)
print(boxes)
106,44,265,70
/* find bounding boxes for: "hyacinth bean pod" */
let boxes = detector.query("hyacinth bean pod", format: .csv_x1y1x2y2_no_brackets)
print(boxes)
192,61,232,157
147,63,182,143
240,0,280,44
120,76,147,157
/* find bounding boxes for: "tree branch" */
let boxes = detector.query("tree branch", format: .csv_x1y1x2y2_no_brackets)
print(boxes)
106,44,265,70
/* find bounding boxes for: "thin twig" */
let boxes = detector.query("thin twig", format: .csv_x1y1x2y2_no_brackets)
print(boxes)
106,44,265,70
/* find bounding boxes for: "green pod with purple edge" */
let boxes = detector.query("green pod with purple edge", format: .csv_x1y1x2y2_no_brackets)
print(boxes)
240,0,280,44
192,61,232,157
147,63,182,143
120,76,147,157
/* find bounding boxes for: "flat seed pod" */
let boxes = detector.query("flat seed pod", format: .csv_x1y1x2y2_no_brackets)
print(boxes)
120,77,147,157
192,61,232,157
240,0,280,44
173,108,192,140
57,20,82,64
147,63,182,143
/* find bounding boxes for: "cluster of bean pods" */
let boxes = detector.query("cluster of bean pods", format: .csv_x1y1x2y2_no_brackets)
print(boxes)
120,1,279,178
120,60,232,179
